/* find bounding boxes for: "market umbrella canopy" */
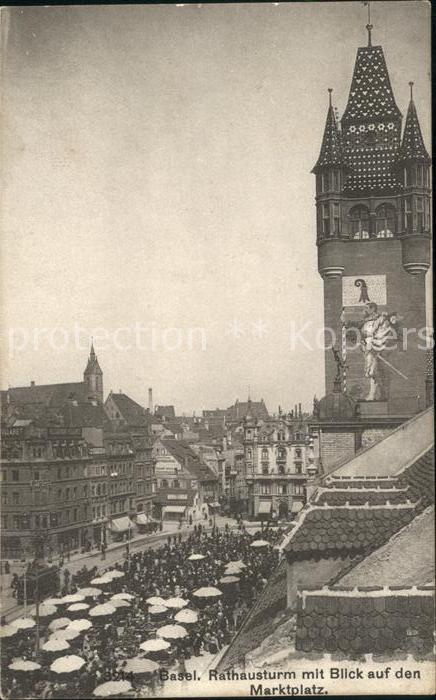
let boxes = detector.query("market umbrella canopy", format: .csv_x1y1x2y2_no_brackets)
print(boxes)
220,575,240,584
193,586,222,598
109,599,131,609
38,604,58,618
250,539,270,548
89,603,116,618
174,609,198,624
228,560,246,568
164,597,188,609
67,603,90,613
104,569,124,579
91,577,111,586
51,628,81,641
148,605,168,615
157,624,188,639
44,598,63,606
49,618,72,631
8,660,41,672
188,553,205,561
59,594,85,604
68,619,92,632
139,639,171,653
42,638,71,653
111,592,135,601
123,657,159,675
224,564,243,576
77,587,102,598
10,617,36,630
93,680,133,697
50,654,86,674
0,625,18,639
146,596,167,606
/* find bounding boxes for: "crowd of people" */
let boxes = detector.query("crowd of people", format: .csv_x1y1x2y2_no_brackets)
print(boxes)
1,523,284,699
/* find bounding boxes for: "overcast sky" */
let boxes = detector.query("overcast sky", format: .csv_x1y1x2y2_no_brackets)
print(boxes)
1,1,431,414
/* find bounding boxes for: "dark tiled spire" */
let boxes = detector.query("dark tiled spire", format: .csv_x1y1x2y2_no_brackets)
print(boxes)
397,84,431,164
312,90,342,173
84,341,102,376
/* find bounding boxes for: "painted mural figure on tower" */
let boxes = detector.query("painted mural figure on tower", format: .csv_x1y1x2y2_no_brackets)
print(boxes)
360,302,400,401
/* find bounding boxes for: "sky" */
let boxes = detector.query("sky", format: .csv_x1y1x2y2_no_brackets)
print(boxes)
0,1,431,415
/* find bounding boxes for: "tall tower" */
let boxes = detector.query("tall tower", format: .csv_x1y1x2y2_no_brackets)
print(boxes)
83,342,104,403
313,25,431,417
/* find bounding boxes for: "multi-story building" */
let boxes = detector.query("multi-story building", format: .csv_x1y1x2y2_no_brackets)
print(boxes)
243,404,314,520
104,432,136,540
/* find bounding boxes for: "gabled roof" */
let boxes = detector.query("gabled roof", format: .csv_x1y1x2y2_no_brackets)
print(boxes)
107,393,149,427
161,439,217,482
60,401,109,429
154,405,176,419
312,101,342,173
398,96,431,164
2,382,86,408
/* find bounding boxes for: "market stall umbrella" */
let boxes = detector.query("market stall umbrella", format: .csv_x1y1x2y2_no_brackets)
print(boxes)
192,587,222,599
250,539,270,548
91,576,112,586
77,587,103,598
93,680,133,697
49,618,72,632
67,602,90,613
219,576,240,584
42,638,71,653
164,597,188,609
146,596,167,606
38,604,58,618
188,554,205,561
8,660,41,672
68,619,92,632
89,603,116,618
0,625,18,639
228,560,246,568
139,639,171,654
10,617,36,631
45,598,63,606
51,628,81,642
174,609,198,625
50,654,86,675
110,599,131,610
157,624,188,640
59,594,85,605
123,657,159,675
111,592,134,601
224,564,244,576
148,605,168,616
104,570,124,579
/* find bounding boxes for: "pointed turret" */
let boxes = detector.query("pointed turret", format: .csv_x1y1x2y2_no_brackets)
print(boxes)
312,90,342,173
398,84,431,164
83,342,103,402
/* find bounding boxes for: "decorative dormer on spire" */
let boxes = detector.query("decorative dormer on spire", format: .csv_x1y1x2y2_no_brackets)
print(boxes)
83,341,103,403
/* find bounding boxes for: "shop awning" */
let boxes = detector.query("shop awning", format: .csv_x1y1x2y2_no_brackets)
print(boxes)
136,513,150,526
163,506,186,515
258,501,272,514
291,501,304,514
110,517,134,532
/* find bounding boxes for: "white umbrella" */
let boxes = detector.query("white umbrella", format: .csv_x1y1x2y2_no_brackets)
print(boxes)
164,597,188,609
42,638,71,653
111,592,134,601
123,657,159,675
89,603,116,618
59,594,85,604
188,553,205,561
50,654,86,674
44,598,63,606
67,603,90,613
8,660,41,672
157,624,188,639
10,617,36,630
250,539,270,548
220,575,240,584
49,618,72,632
193,586,222,599
224,564,243,576
148,605,168,615
77,587,102,598
104,570,124,579
139,639,171,653
146,596,166,606
174,609,198,624
38,604,58,618
68,619,92,632
110,599,131,609
93,680,133,697
91,577,111,586
51,628,81,641
0,625,18,639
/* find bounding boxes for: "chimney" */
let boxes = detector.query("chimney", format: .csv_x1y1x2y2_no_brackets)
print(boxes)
294,404,298,418
148,387,153,413
298,403,302,418
30,381,35,387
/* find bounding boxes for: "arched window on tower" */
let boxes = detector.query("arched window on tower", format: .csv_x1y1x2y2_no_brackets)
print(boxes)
375,204,396,238
349,206,370,239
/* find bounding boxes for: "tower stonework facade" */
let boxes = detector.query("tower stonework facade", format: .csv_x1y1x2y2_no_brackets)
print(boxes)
313,30,431,417
83,343,104,403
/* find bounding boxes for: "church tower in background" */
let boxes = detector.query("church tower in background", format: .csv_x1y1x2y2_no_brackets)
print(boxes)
313,22,431,418
83,342,104,403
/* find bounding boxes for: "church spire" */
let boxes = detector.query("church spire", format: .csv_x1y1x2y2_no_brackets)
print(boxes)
312,90,342,173
397,84,431,164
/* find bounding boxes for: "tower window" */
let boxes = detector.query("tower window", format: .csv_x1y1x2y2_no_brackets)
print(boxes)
349,205,369,239
375,204,396,238
404,197,412,230
416,197,424,231
333,202,340,235
333,170,340,191
322,203,330,236
417,165,424,187
321,173,328,192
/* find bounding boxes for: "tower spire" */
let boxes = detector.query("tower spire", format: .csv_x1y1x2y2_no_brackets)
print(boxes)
409,81,414,100
397,84,430,164
312,90,342,173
